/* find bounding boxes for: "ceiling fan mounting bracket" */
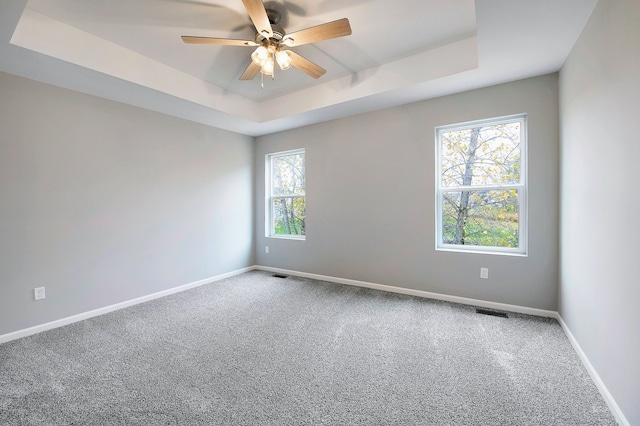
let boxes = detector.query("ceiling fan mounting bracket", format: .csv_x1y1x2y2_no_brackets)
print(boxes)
265,8,281,25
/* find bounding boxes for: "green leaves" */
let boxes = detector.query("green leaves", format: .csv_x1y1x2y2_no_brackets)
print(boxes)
442,190,519,248
439,118,523,249
441,122,521,187
270,151,306,236
273,196,305,236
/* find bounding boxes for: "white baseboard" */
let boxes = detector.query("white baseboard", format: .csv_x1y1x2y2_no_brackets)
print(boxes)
255,265,557,318
257,265,628,424
556,315,630,426
0,266,255,345
1,264,628,425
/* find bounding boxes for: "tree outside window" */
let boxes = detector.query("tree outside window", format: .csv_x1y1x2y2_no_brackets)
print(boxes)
436,115,526,254
268,149,305,238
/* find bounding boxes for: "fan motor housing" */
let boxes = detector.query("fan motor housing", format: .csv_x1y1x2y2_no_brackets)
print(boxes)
254,8,285,44
256,24,285,44
266,8,281,25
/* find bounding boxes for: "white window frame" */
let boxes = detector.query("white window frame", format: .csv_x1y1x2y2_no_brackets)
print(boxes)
435,114,527,256
266,148,306,240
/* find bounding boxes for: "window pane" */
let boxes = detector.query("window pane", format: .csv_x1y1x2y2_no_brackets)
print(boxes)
272,153,305,196
441,122,521,187
442,190,519,248
273,197,306,236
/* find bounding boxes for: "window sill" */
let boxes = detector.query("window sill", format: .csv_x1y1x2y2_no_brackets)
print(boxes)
267,235,306,241
436,247,527,257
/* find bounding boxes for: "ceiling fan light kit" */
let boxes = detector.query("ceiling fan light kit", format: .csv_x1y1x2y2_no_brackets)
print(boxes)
275,50,293,70
250,43,292,84
181,0,352,88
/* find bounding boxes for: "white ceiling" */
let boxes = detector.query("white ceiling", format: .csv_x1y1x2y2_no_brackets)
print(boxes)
0,0,597,136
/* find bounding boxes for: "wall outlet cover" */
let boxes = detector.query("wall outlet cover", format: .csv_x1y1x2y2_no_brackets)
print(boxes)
480,268,489,279
34,287,46,300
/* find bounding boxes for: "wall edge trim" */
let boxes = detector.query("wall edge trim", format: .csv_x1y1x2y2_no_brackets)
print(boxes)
2,265,627,425
257,265,626,423
556,314,630,426
255,265,556,317
0,266,256,344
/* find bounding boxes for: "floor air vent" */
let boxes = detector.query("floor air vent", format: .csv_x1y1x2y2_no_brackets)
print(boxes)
476,308,508,318
272,274,288,279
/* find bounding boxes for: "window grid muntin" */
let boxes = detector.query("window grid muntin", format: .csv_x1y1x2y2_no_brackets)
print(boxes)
436,114,527,255
266,148,306,239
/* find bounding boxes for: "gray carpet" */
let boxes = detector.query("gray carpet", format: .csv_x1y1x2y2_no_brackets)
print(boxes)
0,271,615,425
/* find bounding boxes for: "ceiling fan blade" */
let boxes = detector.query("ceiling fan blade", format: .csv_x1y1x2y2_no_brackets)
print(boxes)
181,36,258,46
285,18,351,47
240,62,261,80
242,0,273,38
286,50,326,79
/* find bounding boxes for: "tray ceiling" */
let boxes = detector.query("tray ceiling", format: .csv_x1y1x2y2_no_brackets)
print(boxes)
0,0,598,136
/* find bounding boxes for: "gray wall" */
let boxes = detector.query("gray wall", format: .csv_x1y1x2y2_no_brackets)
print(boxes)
256,74,559,310
559,0,640,423
0,71,255,336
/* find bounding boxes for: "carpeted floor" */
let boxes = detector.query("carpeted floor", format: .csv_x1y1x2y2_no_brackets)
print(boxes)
0,271,616,425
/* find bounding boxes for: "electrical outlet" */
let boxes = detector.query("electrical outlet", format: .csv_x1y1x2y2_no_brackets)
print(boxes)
265,246,269,254
480,268,489,279
34,287,46,300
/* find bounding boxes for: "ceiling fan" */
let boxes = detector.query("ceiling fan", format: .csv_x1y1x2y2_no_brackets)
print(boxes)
181,0,352,84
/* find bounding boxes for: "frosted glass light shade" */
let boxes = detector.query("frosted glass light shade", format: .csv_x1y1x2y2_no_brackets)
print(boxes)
261,58,274,76
251,46,268,66
275,50,292,70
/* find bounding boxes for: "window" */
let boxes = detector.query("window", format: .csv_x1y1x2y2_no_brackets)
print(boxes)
267,149,305,239
436,114,527,255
